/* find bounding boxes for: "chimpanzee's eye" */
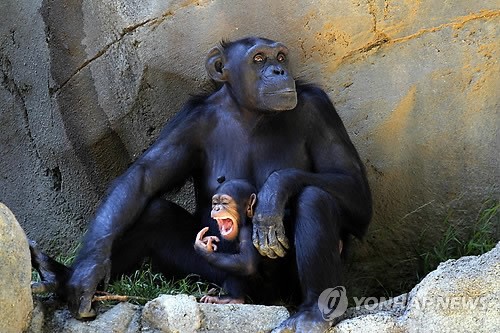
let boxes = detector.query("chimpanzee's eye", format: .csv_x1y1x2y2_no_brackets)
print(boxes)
253,53,266,63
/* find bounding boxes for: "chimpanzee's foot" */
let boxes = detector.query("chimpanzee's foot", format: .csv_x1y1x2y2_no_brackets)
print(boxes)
31,281,58,294
272,308,333,333
199,295,245,304
29,240,72,296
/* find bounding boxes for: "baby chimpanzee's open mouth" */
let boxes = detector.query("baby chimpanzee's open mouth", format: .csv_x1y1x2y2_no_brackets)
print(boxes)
216,217,234,236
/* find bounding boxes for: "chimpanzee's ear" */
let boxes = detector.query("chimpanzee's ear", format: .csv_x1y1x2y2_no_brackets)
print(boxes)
205,46,228,82
247,193,257,218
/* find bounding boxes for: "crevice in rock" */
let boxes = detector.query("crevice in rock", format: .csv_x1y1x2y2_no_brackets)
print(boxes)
52,0,208,95
52,18,153,95
342,9,500,62
0,53,42,161
341,33,390,61
367,0,378,33
389,9,500,45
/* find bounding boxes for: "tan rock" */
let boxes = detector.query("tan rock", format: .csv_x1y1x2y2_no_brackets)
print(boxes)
0,203,33,333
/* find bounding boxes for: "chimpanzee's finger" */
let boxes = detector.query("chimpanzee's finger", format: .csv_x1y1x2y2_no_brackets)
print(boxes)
196,227,210,241
267,228,286,258
276,225,290,250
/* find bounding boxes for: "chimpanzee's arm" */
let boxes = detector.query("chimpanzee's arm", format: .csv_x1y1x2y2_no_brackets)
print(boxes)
195,224,258,276
253,85,372,258
255,168,371,231
75,139,198,260
67,105,206,319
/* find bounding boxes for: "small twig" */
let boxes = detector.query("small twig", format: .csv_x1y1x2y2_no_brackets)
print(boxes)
92,295,131,302
402,200,435,219
92,291,148,303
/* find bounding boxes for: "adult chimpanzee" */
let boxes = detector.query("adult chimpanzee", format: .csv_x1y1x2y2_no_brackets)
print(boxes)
63,37,372,332
194,179,258,304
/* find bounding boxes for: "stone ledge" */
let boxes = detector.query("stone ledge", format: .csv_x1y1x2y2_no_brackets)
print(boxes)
28,295,290,333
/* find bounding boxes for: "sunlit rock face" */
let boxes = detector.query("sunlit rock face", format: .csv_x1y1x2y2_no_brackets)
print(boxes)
1,0,498,296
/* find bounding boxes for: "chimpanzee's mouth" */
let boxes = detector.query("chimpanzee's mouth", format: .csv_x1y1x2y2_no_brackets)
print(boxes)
216,217,234,236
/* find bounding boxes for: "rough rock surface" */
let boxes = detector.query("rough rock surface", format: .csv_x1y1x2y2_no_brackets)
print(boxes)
142,294,203,332
1,0,499,295
402,241,500,332
29,294,289,333
0,203,33,333
142,294,290,333
29,300,141,333
331,242,500,333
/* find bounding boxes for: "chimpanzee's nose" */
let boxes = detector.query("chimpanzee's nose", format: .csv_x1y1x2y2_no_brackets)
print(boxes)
273,68,285,75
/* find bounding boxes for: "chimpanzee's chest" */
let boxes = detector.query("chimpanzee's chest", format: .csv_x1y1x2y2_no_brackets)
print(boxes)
202,118,311,193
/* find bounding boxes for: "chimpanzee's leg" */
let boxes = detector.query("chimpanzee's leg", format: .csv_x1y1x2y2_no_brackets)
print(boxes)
110,198,226,285
295,187,342,306
274,187,342,333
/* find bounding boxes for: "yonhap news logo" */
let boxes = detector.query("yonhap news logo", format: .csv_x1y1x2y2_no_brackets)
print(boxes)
317,286,348,321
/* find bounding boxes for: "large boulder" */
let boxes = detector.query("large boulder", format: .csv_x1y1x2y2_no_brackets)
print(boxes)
402,241,500,332
142,294,290,333
331,242,500,333
1,0,498,293
0,203,33,333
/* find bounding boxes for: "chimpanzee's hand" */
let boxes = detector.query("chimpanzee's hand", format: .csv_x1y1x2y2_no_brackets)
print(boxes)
252,171,290,258
194,227,220,254
66,257,111,320
252,213,289,259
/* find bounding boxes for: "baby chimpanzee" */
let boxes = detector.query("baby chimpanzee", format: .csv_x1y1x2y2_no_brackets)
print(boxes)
194,179,258,304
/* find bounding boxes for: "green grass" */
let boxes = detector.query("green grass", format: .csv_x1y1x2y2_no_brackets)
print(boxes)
418,199,499,278
104,262,215,305
32,251,216,305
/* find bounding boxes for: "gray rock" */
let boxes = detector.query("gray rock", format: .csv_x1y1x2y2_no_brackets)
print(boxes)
32,302,142,333
402,242,500,333
198,302,289,333
333,313,404,333
142,294,289,333
0,203,33,333
27,299,45,333
142,294,203,333
331,243,500,333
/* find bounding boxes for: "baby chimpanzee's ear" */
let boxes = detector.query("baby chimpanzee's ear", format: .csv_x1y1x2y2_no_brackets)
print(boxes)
246,193,257,218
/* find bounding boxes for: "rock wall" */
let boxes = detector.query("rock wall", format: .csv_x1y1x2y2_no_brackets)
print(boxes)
1,0,499,294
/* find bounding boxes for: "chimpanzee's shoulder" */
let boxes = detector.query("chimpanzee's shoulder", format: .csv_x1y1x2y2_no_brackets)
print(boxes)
297,81,328,96
296,82,337,114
